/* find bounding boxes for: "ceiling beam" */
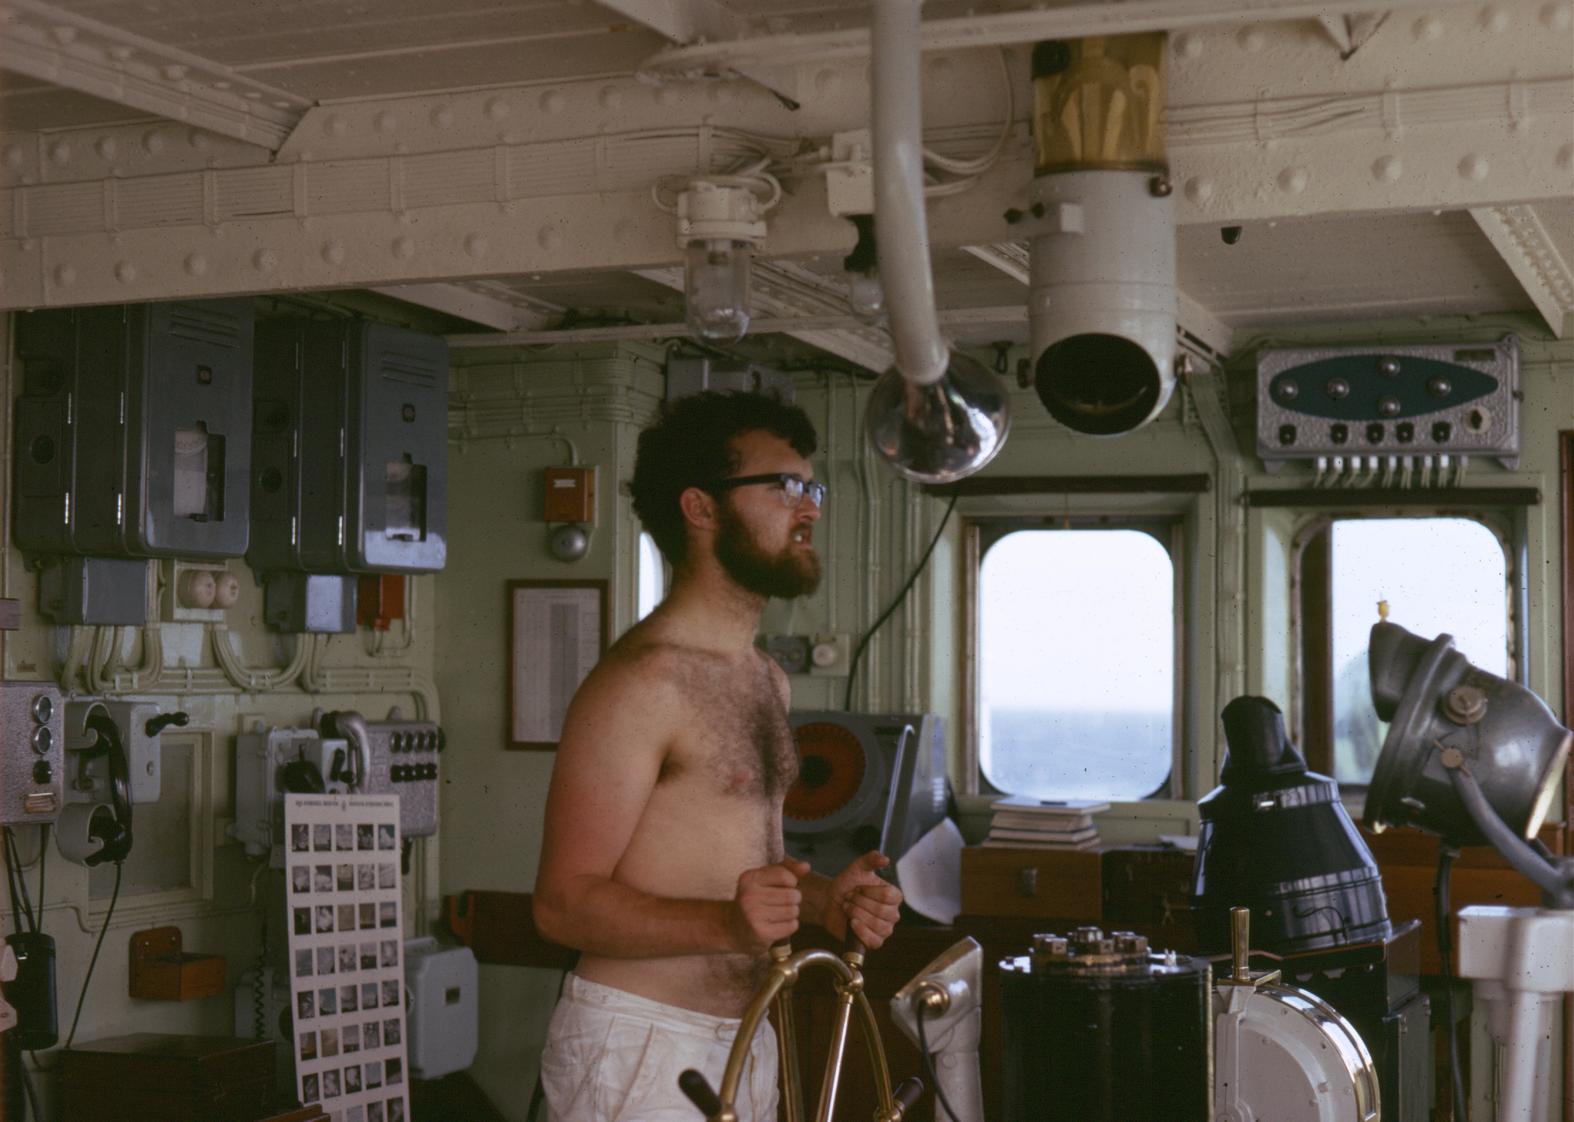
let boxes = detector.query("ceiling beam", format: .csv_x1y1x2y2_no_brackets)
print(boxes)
0,0,309,150
640,0,1445,73
633,263,894,372
963,242,1234,358
369,283,560,332
447,305,1026,349
1469,205,1574,339
595,0,803,109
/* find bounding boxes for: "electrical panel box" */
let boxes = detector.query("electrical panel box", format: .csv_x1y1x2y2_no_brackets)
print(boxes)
37,557,149,626
403,937,478,1079
250,320,448,576
13,301,255,559
543,467,596,524
0,684,64,826
1256,336,1520,471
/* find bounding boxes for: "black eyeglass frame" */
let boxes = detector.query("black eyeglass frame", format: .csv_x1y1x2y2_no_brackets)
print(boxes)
704,473,827,508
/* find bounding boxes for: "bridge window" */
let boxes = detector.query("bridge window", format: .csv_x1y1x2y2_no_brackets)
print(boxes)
1299,516,1510,786
975,525,1177,801
637,531,666,621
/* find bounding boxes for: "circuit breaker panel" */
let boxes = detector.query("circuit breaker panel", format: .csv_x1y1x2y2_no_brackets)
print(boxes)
13,301,255,559
250,320,448,576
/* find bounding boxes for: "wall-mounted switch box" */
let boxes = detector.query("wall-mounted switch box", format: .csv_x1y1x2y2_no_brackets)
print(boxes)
13,300,254,561
543,467,595,524
37,558,149,626
263,573,356,634
0,684,64,826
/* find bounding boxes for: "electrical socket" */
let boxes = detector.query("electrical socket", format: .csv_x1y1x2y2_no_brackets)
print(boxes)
808,634,851,676
763,635,811,675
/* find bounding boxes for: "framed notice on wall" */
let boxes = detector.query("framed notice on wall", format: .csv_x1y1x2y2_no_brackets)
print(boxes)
507,579,609,749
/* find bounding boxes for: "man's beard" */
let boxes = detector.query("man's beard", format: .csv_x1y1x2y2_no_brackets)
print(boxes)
715,506,822,599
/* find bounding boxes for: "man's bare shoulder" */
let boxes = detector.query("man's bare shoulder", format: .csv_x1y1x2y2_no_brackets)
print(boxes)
577,619,731,701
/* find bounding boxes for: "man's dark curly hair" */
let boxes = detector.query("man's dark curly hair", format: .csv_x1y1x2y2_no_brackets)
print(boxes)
631,390,817,567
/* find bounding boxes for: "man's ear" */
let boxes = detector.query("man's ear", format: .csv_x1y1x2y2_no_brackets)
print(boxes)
678,486,718,533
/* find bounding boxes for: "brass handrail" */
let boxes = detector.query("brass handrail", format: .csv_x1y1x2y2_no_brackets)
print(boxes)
678,940,924,1122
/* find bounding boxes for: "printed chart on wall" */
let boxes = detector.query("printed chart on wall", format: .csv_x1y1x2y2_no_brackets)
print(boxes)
285,794,410,1122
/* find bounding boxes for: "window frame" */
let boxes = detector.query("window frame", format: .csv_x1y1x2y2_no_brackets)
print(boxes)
1289,509,1518,784
962,513,1186,803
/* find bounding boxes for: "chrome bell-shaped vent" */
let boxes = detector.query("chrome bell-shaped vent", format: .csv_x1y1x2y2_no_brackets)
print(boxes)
864,351,1011,484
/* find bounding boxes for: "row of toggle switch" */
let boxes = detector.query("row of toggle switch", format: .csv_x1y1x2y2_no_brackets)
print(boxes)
390,763,437,783
388,730,441,753
1277,420,1468,447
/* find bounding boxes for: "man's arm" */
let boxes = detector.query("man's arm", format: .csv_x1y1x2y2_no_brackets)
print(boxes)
532,654,799,958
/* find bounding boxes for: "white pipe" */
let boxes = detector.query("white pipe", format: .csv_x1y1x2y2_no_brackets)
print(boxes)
872,0,949,387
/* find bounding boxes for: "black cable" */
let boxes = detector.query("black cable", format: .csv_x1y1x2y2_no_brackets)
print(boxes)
915,1002,959,1122
843,494,959,710
35,827,47,932
3,829,35,936
1435,844,1468,1122
64,861,122,1051
18,1050,41,1121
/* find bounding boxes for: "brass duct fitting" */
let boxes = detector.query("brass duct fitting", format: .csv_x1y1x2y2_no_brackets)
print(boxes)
1031,33,1169,176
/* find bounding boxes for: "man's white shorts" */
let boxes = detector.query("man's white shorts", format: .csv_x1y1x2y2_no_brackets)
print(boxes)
542,973,779,1122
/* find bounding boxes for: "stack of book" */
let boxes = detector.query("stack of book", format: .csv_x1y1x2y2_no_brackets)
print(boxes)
984,796,1109,850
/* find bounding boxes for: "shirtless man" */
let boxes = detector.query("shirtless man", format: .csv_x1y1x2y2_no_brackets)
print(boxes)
533,391,904,1121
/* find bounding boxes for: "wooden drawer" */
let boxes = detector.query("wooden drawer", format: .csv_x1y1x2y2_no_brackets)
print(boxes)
960,846,1102,922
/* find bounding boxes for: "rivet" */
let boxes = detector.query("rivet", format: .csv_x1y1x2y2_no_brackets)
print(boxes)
814,68,839,95
324,114,347,137
1481,6,1509,31
163,64,188,81
600,86,623,110
1459,154,1490,181
94,137,117,160
537,227,561,250
213,80,230,90
188,130,209,150
1173,32,1204,58
1542,3,1572,30
252,248,277,272
431,106,453,128
375,110,398,134
108,45,133,60
322,241,346,265
48,141,71,164
2,146,24,169
654,86,676,106
488,97,512,120
708,83,735,104
52,264,75,287
114,261,136,283
1373,155,1403,181
51,25,76,43
465,233,489,257
184,253,207,276
244,90,261,100
392,236,415,259
142,129,165,154
1184,176,1214,203
271,100,290,109
1557,143,1574,171
1277,166,1308,193
1236,25,1266,51
1414,15,1444,38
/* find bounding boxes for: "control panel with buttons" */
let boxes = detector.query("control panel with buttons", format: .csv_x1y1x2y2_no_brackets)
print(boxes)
1,683,64,825
362,720,442,840
1255,336,1519,472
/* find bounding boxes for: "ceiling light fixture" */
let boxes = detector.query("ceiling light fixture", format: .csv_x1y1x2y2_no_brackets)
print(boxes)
670,175,777,343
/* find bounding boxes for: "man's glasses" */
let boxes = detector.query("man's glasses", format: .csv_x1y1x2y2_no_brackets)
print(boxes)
706,473,827,509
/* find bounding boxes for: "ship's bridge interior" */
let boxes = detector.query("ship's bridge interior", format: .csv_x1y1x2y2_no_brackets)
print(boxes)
0,1,1572,1120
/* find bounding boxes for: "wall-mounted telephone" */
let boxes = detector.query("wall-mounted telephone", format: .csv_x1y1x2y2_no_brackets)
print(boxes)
232,712,441,859
57,699,188,866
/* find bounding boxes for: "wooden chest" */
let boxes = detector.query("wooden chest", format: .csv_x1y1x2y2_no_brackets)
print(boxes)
959,845,1102,923
60,1033,277,1122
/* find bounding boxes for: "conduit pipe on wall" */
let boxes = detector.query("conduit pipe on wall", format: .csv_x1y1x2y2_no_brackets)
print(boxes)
864,0,1010,485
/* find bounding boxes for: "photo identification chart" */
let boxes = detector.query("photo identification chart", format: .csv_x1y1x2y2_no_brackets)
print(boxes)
285,794,411,1122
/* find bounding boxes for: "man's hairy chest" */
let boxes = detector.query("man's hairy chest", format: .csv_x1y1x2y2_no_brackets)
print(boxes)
658,659,799,801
